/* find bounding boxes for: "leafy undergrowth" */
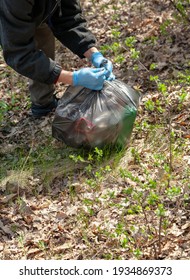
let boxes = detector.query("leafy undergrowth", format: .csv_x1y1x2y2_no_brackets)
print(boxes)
0,0,190,260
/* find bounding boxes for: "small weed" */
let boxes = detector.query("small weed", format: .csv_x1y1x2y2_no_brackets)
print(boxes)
144,99,155,111
166,186,181,198
114,54,125,64
115,222,126,236
109,42,122,54
120,236,129,248
17,232,27,257
155,203,166,217
157,82,168,96
149,63,158,70
125,36,137,48
38,240,47,251
146,191,160,206
130,48,140,60
131,147,141,164
177,70,190,85
171,0,190,22
160,20,171,35
111,29,121,39
133,248,143,259
69,154,85,163
86,178,97,188
119,168,141,184
0,100,8,123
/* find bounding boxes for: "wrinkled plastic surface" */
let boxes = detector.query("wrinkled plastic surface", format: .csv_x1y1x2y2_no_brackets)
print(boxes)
52,79,141,148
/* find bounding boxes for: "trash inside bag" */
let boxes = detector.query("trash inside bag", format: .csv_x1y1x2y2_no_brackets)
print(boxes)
52,79,141,148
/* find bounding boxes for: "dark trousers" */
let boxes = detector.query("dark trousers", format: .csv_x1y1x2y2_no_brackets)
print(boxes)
29,24,55,106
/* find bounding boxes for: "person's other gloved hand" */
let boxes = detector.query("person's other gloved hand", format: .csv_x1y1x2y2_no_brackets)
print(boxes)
91,52,115,81
73,67,107,90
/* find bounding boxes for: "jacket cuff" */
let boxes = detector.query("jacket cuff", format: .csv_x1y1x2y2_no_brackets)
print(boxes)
78,43,97,59
45,64,62,84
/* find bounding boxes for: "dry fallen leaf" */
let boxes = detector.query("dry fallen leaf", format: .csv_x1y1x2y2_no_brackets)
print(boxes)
0,220,14,237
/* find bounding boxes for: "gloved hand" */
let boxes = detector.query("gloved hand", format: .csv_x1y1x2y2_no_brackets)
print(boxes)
73,67,107,90
91,52,115,81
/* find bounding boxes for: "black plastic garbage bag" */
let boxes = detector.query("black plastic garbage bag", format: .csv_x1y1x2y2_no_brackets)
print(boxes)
52,79,140,148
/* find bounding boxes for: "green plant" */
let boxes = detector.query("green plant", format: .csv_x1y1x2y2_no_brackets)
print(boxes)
125,36,137,48
160,19,171,35
156,203,166,254
94,147,104,162
130,48,140,60
111,29,121,39
100,44,111,55
177,89,188,109
17,232,27,257
146,191,160,206
69,154,85,163
149,63,158,70
133,248,142,259
178,91,187,103
177,70,190,84
115,222,126,236
144,99,155,111
109,42,122,54
166,186,181,198
125,36,140,61
171,0,190,22
114,54,125,64
120,236,129,248
131,147,141,163
133,64,139,71
119,168,141,184
157,82,167,95
38,240,47,251
0,100,8,123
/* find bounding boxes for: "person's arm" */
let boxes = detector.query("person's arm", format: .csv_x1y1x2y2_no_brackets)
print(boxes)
83,47,99,60
57,66,107,91
52,0,115,86
50,0,97,58
0,0,61,84
57,45,114,87
57,70,73,84
84,47,115,81
57,47,99,84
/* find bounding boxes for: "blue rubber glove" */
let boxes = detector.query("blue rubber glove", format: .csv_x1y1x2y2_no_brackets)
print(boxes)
73,67,107,90
91,52,115,81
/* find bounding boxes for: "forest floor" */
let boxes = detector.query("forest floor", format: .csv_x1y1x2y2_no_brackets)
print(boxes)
0,0,190,260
